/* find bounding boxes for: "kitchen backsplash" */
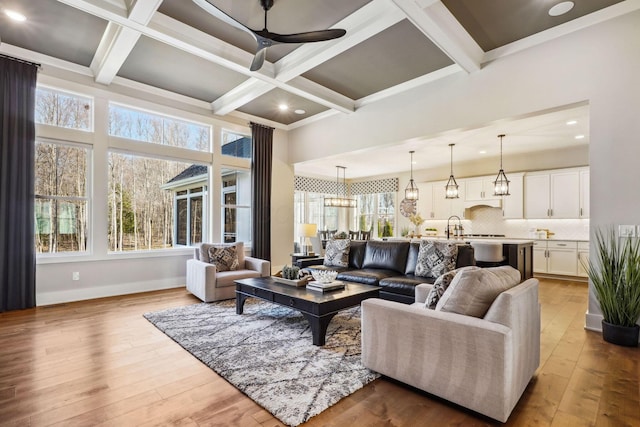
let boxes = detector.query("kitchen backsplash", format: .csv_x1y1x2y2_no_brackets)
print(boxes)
423,206,590,240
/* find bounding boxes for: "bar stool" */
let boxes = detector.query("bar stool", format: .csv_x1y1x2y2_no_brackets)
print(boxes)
470,242,506,267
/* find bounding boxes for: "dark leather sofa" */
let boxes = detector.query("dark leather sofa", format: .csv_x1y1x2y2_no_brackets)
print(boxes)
300,240,475,304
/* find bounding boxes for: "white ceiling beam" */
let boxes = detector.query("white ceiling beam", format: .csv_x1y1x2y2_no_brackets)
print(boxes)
88,0,162,84
212,0,404,116
391,0,483,73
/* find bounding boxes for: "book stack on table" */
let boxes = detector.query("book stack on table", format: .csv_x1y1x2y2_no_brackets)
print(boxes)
306,281,345,292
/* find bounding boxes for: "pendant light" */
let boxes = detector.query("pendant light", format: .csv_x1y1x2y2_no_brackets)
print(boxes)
324,166,356,208
493,134,510,196
405,151,419,201
445,143,459,199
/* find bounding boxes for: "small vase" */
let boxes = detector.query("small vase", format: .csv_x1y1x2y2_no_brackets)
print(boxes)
601,320,640,347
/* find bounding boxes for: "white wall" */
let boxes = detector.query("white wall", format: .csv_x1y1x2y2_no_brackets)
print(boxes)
287,11,640,331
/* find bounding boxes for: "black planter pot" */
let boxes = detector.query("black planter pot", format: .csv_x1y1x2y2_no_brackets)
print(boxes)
602,320,640,347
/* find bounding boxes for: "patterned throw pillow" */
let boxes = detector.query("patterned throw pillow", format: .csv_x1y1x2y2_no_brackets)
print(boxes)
207,245,239,272
323,239,351,268
414,240,458,278
424,266,480,309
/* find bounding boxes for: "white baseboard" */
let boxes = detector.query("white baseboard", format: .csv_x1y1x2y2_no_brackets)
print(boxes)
36,277,185,306
585,312,603,332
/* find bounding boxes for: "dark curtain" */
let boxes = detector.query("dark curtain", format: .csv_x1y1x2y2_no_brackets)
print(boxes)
250,122,273,260
0,56,38,312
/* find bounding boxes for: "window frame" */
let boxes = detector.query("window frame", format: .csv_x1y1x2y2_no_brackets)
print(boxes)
35,138,93,257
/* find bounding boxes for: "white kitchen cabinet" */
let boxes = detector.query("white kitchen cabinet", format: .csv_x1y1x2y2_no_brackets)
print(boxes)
465,176,501,202
416,180,465,220
580,170,589,218
532,240,579,276
524,168,584,218
533,241,548,274
577,241,589,277
502,173,524,219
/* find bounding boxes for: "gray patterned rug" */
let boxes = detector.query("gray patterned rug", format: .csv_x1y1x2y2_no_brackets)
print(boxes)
143,299,379,426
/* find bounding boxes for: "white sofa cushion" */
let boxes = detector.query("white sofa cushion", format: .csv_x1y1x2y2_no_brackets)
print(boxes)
435,265,521,318
424,266,480,309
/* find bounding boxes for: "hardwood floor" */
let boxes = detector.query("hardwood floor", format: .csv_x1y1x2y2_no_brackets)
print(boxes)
1,278,638,426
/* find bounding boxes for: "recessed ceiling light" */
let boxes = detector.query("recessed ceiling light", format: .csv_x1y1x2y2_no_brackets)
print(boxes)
575,134,585,140
4,9,26,22
566,120,577,125
278,103,288,111
479,150,487,154
294,109,306,115
548,1,574,17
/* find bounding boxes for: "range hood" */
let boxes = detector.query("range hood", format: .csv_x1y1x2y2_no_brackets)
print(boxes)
464,199,502,209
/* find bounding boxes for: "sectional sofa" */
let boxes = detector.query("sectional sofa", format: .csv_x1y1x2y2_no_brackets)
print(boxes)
301,239,475,303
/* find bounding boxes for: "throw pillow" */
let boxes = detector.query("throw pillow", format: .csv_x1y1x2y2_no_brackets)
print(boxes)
424,266,480,309
323,239,351,268
207,245,239,272
435,265,521,318
414,240,458,278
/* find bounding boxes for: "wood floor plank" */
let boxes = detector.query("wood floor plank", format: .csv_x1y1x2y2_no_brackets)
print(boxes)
0,279,638,426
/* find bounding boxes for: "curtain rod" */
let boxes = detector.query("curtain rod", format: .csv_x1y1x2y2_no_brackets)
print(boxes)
0,53,42,69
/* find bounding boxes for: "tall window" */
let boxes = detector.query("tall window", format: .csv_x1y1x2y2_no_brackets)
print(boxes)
294,191,339,233
35,140,90,253
108,104,210,151
222,130,252,159
35,87,93,131
356,192,396,237
107,153,206,251
222,169,251,243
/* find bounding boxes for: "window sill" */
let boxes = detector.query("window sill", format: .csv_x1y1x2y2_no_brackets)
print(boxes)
36,247,194,264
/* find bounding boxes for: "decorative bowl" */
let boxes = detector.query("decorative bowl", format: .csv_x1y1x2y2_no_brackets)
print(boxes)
311,270,338,284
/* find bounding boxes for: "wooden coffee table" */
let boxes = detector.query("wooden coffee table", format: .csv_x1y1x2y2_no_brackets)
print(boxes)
235,277,380,346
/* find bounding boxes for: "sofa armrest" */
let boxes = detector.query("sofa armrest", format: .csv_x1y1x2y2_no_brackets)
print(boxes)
414,283,434,304
186,259,218,301
361,298,517,422
245,256,271,277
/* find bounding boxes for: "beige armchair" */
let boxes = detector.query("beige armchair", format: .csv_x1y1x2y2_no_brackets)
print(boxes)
361,276,540,422
186,242,270,302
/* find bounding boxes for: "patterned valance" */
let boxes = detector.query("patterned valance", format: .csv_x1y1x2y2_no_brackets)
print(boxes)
294,175,346,194
295,176,398,195
350,178,398,195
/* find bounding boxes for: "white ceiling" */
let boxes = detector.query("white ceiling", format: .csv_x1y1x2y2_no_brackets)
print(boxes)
294,103,590,179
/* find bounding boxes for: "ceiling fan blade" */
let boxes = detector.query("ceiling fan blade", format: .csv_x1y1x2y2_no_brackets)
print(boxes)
265,29,347,44
250,48,268,72
192,0,257,41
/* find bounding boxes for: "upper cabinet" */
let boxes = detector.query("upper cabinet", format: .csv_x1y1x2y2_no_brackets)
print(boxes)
524,167,587,219
580,169,589,218
417,180,466,220
502,173,524,219
464,176,501,202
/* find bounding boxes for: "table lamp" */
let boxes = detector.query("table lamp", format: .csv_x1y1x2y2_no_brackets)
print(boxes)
300,223,318,255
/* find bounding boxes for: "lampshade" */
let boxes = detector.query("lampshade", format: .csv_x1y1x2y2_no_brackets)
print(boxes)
445,143,459,199
300,223,318,238
493,134,510,196
404,151,419,201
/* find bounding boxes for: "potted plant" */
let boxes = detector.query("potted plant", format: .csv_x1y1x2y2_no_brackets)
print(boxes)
584,227,640,347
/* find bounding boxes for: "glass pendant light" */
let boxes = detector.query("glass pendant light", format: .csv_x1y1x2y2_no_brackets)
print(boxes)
405,151,419,201
493,134,510,196
445,143,459,199
324,166,356,208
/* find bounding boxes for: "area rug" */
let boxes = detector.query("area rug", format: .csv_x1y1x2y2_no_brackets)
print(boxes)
143,299,379,426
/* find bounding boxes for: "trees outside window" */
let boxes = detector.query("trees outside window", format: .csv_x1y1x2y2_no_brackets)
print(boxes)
34,141,90,253
222,130,252,159
109,104,210,151
108,153,204,251
356,192,396,238
35,87,92,131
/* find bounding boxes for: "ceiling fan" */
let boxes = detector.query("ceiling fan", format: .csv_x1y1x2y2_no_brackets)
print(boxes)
193,0,347,72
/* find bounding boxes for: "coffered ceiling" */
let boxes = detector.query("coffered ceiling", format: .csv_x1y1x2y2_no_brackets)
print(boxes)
0,0,636,176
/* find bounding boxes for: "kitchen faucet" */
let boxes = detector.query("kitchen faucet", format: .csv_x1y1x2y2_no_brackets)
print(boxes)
446,215,463,239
